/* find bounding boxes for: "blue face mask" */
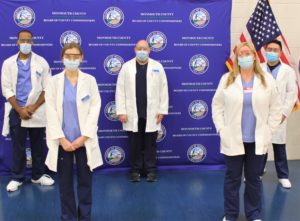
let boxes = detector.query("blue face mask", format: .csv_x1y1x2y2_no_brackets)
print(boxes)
266,51,279,63
19,43,32,55
63,58,80,71
136,50,149,62
238,56,254,70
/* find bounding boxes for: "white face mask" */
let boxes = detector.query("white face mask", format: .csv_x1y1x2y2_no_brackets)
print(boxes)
63,58,80,71
19,43,32,55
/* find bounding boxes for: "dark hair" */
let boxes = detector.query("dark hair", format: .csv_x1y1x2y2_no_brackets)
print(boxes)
266,39,282,50
17,30,33,39
60,42,83,58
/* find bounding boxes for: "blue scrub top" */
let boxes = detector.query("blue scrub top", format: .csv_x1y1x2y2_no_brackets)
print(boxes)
16,57,32,107
62,76,81,142
241,77,256,143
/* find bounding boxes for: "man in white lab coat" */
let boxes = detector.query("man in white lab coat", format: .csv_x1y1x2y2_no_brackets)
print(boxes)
261,39,297,189
1,30,54,192
115,40,169,182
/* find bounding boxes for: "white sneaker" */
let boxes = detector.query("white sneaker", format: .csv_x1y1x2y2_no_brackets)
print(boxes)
7,180,23,192
222,217,231,221
31,174,55,186
279,179,292,189
253,219,262,221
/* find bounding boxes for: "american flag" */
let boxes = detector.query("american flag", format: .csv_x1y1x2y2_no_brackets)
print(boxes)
226,0,300,109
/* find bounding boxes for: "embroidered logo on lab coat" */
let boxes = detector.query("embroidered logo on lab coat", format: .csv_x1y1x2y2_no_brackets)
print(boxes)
152,69,160,74
81,94,90,102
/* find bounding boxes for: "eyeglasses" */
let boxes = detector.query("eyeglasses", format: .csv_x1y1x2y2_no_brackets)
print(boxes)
63,53,82,60
18,38,33,43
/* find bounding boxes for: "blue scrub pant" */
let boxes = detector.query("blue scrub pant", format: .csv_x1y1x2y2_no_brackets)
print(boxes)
9,109,45,181
224,143,264,221
58,146,92,221
261,143,289,179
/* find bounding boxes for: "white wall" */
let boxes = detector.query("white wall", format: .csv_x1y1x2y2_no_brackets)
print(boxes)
232,0,300,160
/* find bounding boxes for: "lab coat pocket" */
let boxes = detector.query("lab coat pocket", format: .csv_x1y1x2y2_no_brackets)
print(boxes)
220,126,231,148
79,94,91,110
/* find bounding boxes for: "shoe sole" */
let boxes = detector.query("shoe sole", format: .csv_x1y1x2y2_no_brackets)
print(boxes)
280,184,292,189
31,179,55,186
7,183,23,192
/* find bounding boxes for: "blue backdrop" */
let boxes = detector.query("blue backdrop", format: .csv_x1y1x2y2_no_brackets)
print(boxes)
0,0,232,174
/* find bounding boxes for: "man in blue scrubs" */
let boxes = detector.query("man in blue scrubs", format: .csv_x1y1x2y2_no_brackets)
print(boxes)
261,39,297,189
1,30,54,192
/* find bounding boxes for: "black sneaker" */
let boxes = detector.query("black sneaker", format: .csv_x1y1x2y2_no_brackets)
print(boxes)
129,172,141,182
146,172,157,182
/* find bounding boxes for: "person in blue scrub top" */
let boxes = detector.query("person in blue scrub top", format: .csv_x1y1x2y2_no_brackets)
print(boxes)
212,42,281,221
260,39,297,189
1,30,54,192
45,42,103,221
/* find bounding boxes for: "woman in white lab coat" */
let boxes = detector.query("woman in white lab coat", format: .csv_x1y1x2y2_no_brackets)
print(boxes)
212,42,281,221
45,42,102,221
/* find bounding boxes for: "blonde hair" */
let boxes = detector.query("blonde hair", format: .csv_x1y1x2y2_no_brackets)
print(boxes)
226,41,266,88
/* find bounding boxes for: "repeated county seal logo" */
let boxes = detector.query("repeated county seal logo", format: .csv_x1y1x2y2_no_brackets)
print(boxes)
60,30,81,47
188,100,208,120
104,54,124,75
157,124,166,143
103,7,124,28
189,8,210,28
104,101,118,121
187,144,207,163
146,31,167,52
105,146,125,165
189,54,209,75
14,6,35,28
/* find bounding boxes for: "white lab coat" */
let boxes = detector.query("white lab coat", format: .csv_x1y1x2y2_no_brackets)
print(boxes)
115,58,169,132
44,70,103,172
212,72,282,156
262,63,297,144
1,52,51,136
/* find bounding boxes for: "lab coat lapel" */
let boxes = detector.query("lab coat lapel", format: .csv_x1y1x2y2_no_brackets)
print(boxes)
146,59,154,98
11,53,19,90
30,53,40,93
57,73,65,120
253,74,262,90
275,64,284,83
234,74,243,90
130,59,137,99
77,70,88,102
